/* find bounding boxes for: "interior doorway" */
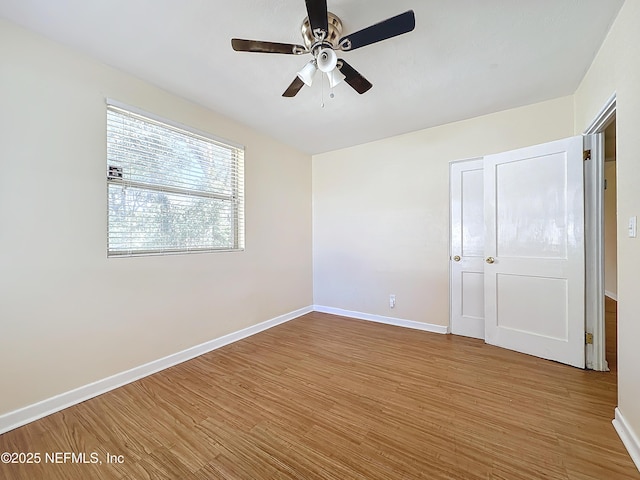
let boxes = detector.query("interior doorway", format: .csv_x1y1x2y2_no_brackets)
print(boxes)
450,94,617,371
583,93,616,372
603,119,618,371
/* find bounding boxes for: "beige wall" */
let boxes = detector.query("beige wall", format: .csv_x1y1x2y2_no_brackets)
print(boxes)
0,20,312,415
574,0,640,452
313,96,574,326
604,161,617,298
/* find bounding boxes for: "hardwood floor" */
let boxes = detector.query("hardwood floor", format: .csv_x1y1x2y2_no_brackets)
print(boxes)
1,311,638,479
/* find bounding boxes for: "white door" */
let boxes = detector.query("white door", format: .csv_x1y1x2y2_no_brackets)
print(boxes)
484,136,585,368
450,159,485,339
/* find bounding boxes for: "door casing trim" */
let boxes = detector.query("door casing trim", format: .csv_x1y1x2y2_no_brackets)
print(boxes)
583,92,616,371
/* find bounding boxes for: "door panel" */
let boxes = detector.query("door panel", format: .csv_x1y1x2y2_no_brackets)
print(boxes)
496,274,568,340
461,272,484,320
450,159,484,339
462,168,484,257
496,153,568,258
484,136,585,368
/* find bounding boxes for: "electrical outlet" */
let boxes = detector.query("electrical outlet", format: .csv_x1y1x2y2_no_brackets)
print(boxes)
629,216,637,238
389,294,396,309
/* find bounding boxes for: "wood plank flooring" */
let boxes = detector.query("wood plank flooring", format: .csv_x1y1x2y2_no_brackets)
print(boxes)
1,310,638,479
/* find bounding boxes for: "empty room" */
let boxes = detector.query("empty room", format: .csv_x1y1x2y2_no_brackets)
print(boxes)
1,1,639,479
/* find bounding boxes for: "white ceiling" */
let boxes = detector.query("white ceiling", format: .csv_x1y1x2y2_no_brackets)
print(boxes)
0,0,624,155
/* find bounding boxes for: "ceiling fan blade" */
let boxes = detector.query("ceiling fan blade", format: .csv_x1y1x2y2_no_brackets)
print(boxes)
337,60,373,94
282,76,306,97
338,10,415,51
305,0,329,39
232,38,307,55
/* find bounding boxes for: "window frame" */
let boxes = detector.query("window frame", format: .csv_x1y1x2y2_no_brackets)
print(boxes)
106,99,245,257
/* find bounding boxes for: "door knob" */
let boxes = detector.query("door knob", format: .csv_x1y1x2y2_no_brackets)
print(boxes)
453,255,461,262
486,257,495,264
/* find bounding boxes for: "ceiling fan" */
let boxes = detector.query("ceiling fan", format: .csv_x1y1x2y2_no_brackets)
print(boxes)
231,0,415,97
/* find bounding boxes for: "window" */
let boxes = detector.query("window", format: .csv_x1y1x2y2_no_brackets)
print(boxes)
106,101,244,257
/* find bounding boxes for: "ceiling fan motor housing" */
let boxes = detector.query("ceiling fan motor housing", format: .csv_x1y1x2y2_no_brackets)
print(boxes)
301,12,343,52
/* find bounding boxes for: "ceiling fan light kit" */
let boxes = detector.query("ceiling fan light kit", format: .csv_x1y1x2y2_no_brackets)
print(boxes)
317,47,338,73
327,68,346,88
297,60,318,87
231,1,415,99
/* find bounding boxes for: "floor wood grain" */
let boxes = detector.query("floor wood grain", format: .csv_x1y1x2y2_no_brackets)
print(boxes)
1,309,638,479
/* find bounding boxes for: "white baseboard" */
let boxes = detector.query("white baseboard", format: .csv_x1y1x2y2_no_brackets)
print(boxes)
313,305,449,335
613,407,640,472
0,306,313,435
605,290,618,301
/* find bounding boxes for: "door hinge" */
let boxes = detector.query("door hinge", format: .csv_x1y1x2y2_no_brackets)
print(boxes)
583,149,592,161
585,332,594,345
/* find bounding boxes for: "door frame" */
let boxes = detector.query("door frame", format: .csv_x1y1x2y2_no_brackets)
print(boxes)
584,92,616,371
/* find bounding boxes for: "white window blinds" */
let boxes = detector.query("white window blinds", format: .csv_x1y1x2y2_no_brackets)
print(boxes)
106,102,244,257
